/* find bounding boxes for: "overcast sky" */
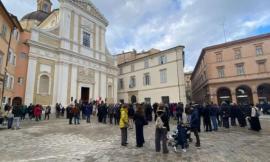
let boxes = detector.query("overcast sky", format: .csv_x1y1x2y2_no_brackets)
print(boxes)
2,0,270,71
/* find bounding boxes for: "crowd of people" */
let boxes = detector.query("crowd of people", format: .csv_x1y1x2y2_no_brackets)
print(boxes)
0,99,265,154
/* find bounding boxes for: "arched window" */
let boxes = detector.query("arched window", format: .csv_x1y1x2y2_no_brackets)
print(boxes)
39,75,50,94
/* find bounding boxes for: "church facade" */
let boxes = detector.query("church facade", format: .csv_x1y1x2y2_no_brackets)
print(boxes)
22,0,118,106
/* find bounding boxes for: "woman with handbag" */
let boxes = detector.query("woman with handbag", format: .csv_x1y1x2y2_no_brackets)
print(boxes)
134,104,147,147
119,104,129,146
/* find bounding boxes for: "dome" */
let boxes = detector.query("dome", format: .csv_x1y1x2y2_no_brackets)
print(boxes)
21,10,49,22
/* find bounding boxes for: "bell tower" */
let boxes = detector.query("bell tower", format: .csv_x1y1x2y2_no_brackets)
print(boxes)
37,0,52,13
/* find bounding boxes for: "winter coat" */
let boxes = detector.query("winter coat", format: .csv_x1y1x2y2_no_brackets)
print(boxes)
209,105,218,116
12,106,22,117
119,107,128,128
85,104,93,116
190,108,200,129
34,106,42,117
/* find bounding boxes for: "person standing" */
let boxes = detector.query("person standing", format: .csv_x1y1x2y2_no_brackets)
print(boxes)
108,104,114,124
155,104,170,154
209,103,218,131
185,103,192,123
128,104,135,129
120,104,129,146
45,105,51,120
220,103,230,128
7,107,14,129
203,104,212,132
190,104,201,148
249,104,261,131
67,104,74,125
230,103,238,126
72,105,80,125
153,103,158,121
85,103,93,123
12,105,22,130
134,104,146,147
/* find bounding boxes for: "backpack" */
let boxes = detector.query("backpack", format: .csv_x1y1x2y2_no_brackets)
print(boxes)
156,116,164,128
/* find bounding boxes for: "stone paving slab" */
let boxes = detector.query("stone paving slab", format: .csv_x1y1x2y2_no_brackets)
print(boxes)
0,117,269,162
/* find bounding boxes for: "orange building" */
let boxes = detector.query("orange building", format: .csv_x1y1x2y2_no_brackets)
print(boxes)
191,33,270,105
0,1,24,106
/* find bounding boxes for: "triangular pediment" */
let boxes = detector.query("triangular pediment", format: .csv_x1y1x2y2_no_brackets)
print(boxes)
69,0,109,26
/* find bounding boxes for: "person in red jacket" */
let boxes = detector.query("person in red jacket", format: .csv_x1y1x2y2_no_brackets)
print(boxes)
34,104,42,121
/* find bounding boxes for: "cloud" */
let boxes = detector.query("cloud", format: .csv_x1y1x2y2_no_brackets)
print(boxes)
2,0,270,71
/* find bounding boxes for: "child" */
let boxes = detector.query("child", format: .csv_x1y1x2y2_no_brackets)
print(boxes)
176,122,188,152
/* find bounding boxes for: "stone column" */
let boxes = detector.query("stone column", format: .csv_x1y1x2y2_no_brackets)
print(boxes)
253,92,259,104
24,57,37,105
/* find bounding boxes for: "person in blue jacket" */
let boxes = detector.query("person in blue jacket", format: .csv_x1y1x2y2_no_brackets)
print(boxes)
85,103,93,123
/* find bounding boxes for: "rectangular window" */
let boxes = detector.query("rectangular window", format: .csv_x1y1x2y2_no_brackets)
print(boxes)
118,79,124,89
236,64,245,76
9,76,13,89
144,59,149,68
18,77,24,85
1,24,7,39
2,97,6,104
143,73,151,86
4,75,8,88
234,49,241,59
216,53,223,62
160,69,167,83
129,76,136,88
83,31,90,48
159,55,167,65
217,67,225,78
256,46,263,56
257,61,266,73
12,55,16,65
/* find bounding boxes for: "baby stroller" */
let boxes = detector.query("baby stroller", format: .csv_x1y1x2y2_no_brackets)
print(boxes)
168,123,192,152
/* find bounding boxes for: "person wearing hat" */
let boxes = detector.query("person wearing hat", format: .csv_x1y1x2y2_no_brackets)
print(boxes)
155,103,169,154
119,104,129,146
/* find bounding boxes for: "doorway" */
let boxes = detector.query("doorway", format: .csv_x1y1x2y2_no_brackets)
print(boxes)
81,87,90,103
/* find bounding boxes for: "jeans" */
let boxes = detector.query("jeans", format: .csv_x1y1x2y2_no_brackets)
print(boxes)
210,116,218,130
7,118,13,129
155,128,168,153
86,115,91,123
74,115,80,124
13,117,20,129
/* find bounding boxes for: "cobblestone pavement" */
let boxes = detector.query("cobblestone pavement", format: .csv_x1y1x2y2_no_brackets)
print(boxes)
0,116,270,162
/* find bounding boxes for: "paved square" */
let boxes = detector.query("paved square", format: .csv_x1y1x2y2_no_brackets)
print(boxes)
0,117,269,162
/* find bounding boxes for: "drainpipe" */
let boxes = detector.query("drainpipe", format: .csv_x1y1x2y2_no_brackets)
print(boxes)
176,48,181,102
1,26,15,107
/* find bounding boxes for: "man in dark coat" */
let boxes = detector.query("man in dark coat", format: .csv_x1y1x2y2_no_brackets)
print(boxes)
144,103,153,122
153,103,158,121
230,103,238,126
190,104,200,148
203,104,212,132
220,103,230,128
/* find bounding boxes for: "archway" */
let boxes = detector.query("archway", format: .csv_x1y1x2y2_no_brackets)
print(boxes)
257,83,270,104
12,97,22,106
217,87,232,105
236,85,253,105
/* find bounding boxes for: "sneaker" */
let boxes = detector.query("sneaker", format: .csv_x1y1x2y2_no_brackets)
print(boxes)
182,149,187,153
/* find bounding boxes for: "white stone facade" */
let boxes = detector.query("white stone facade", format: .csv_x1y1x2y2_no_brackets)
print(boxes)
25,0,118,106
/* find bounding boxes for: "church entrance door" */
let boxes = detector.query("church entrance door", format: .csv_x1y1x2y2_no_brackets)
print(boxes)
81,87,90,103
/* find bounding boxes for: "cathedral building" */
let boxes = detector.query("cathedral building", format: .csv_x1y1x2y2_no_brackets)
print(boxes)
21,0,118,107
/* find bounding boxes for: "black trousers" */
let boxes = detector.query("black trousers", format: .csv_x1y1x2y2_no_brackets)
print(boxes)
191,128,200,147
121,128,128,145
69,116,73,124
135,124,144,146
